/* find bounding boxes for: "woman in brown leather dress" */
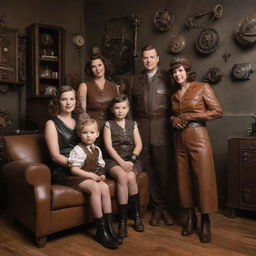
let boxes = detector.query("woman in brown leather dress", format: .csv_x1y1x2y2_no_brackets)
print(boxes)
78,55,119,146
169,57,223,243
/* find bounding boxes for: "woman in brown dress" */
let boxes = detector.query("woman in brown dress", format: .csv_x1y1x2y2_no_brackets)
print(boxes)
169,57,223,243
78,55,119,146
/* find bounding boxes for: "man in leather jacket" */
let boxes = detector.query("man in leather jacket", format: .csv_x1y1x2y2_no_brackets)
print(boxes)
128,45,174,226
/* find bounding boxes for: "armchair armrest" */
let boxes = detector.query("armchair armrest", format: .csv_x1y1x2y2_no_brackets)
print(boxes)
2,160,51,237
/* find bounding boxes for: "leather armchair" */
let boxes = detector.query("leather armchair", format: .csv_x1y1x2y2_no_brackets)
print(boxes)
1,134,149,248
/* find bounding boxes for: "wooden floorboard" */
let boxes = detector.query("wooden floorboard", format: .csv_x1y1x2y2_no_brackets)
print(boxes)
0,211,255,256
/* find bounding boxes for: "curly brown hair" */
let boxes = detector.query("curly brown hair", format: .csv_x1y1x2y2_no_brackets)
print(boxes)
85,55,114,81
48,85,83,119
76,118,99,138
169,57,196,85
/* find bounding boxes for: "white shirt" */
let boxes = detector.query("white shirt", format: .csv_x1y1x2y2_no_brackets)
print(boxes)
68,144,105,168
146,69,158,82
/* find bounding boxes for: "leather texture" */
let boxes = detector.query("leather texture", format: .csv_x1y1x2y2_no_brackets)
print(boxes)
86,80,118,129
129,69,172,146
2,134,149,247
171,82,223,213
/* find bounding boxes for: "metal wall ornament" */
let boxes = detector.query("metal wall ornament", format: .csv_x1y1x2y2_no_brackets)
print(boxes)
235,16,256,46
186,4,223,29
103,12,141,75
231,63,253,80
203,67,223,84
154,8,175,32
168,35,186,54
195,28,220,54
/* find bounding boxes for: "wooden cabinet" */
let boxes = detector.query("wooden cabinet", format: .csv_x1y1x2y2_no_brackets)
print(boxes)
26,23,65,97
26,23,65,131
227,137,256,216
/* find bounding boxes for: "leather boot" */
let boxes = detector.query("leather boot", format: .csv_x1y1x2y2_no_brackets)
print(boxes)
104,213,123,245
200,214,211,243
161,210,174,226
118,204,128,238
95,217,118,249
129,194,144,232
181,208,197,236
149,210,161,226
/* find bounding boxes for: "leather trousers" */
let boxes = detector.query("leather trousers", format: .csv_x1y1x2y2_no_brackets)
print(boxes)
174,126,218,213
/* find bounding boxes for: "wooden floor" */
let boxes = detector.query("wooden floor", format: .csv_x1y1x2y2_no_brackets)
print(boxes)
0,210,255,256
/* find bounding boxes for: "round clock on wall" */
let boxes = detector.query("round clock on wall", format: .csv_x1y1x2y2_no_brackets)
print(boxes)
72,34,85,47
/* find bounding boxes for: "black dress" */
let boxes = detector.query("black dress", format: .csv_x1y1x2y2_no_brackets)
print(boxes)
50,117,79,185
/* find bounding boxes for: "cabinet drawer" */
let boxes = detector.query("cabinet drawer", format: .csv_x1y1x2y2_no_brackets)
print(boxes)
240,139,256,150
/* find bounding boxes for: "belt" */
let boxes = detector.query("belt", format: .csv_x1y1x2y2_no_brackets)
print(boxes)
187,121,206,128
117,145,134,151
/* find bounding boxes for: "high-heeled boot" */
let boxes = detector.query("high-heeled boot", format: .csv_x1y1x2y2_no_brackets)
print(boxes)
200,214,211,243
104,213,123,245
129,194,144,232
118,204,128,238
181,208,197,236
95,217,118,249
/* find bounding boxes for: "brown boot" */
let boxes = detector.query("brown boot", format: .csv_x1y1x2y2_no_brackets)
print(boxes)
199,214,211,243
161,210,174,226
149,210,161,226
181,208,197,236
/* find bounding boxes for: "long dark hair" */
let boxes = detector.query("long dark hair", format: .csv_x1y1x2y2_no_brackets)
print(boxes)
48,85,83,119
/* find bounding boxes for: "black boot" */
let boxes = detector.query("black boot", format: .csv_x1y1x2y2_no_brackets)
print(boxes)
95,217,118,249
104,213,123,245
118,204,128,238
200,214,211,243
129,194,144,232
181,208,197,236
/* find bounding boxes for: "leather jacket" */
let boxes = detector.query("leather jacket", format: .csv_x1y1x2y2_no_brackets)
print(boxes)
171,82,223,123
129,69,172,146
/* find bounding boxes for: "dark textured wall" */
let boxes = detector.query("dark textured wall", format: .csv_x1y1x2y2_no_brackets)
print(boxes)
0,0,86,129
85,0,256,207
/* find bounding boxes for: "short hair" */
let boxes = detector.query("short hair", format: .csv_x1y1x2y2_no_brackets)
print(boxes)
76,118,99,137
48,85,83,119
111,94,129,107
85,55,114,80
141,44,158,55
169,56,196,84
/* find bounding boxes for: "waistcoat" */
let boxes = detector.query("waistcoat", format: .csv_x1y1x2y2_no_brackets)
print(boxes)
86,80,118,121
79,143,99,173
108,119,134,158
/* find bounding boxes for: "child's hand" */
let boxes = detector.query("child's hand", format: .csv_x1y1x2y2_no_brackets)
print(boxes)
120,160,134,172
100,175,106,181
91,173,102,181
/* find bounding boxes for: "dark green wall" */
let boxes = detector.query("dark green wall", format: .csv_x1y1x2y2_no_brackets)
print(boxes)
84,0,256,207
